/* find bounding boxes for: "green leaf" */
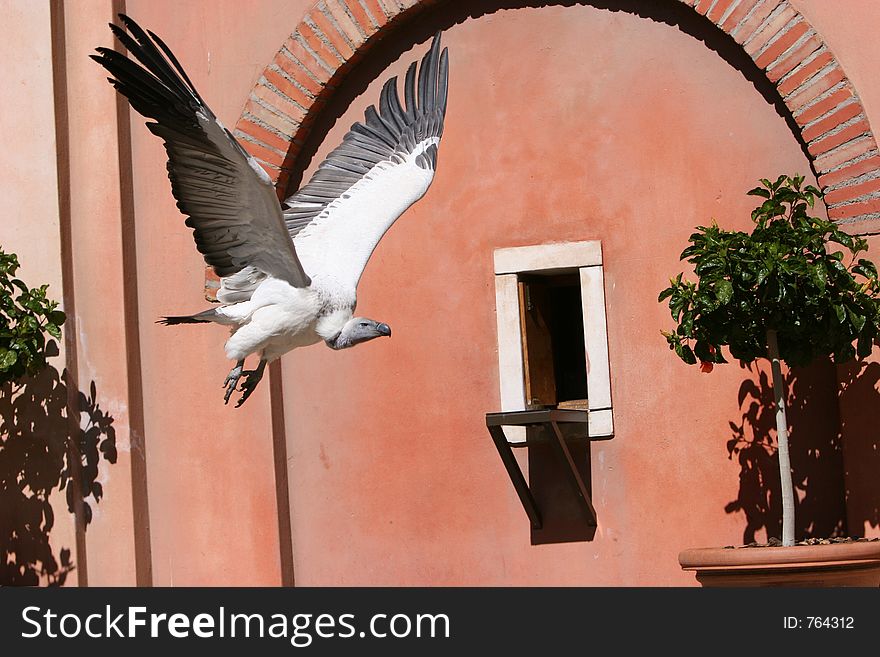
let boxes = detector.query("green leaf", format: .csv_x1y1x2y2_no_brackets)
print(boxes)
45,323,61,340
681,345,697,365
658,288,674,302
0,348,17,370
847,307,867,333
812,262,827,293
858,259,878,278
715,280,734,305
756,267,770,286
834,304,846,323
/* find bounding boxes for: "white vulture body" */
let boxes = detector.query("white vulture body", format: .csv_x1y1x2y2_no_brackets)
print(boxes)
93,14,449,406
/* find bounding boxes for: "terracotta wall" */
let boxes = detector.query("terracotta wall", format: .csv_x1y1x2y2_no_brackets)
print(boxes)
4,0,880,586
281,1,811,586
1,0,77,585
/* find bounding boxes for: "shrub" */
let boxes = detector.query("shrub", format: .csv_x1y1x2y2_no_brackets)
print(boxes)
0,247,65,385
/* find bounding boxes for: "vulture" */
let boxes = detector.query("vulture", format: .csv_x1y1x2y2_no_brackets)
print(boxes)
92,15,449,407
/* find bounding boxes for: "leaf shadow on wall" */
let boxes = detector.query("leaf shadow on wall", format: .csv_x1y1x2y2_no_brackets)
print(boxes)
836,360,880,536
0,356,116,586
725,358,853,545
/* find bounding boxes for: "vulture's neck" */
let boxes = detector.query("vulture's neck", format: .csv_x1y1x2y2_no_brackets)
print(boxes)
316,307,352,344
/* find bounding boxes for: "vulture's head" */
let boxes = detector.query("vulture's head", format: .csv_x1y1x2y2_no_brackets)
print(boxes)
328,317,392,350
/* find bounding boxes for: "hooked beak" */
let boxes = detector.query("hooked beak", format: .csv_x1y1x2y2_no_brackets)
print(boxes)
377,323,392,337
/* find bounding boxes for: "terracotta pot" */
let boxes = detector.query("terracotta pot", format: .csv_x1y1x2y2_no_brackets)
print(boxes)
679,541,880,587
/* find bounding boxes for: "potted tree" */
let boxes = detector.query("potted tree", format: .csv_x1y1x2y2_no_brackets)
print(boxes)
659,175,880,586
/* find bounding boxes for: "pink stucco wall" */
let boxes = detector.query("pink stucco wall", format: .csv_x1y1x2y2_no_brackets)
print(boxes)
4,0,880,586
1,0,77,585
283,3,814,585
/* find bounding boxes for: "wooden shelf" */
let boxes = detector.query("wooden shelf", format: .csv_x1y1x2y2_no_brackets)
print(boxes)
485,409,602,531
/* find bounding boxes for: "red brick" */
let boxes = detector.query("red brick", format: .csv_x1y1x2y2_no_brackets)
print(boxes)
814,136,875,173
361,0,389,28
284,36,333,86
264,68,313,110
732,0,784,45
785,67,844,112
276,43,323,91
794,86,852,126
253,159,281,184
234,117,292,153
809,120,871,157
707,0,737,23
343,0,379,36
744,5,797,56
275,51,325,97
376,0,399,19
239,138,287,167
766,34,821,82
324,0,368,47
838,216,880,235
801,102,861,143
721,0,761,33
204,265,220,302
275,170,292,197
252,84,308,125
309,9,355,60
754,20,808,70
244,99,300,137
824,176,880,206
818,155,880,188
828,198,880,220
695,0,713,16
297,23,344,70
379,0,401,14
778,50,833,96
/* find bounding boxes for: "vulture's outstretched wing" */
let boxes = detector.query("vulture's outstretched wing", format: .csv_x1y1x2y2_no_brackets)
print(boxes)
92,14,311,288
282,33,449,290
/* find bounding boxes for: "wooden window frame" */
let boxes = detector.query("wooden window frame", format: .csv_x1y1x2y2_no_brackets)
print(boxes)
493,240,613,443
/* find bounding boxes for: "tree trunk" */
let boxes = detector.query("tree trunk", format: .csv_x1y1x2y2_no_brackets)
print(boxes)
767,329,795,547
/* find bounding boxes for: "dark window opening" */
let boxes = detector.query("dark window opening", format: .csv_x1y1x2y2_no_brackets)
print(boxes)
518,272,587,410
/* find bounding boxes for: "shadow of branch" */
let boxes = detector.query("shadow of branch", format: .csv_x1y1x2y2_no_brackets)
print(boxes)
724,358,847,545
0,355,116,586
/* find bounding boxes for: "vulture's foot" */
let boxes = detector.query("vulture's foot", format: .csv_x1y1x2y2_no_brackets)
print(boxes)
223,359,245,405
235,359,267,408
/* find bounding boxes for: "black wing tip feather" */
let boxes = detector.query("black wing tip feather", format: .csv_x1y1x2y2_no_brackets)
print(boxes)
283,30,449,234
92,13,204,119
365,31,448,135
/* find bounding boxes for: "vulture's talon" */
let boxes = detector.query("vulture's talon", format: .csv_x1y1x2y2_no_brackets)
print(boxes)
223,360,245,404
235,376,257,407
234,360,266,408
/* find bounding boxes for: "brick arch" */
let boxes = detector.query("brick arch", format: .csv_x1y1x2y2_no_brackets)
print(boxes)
232,0,880,233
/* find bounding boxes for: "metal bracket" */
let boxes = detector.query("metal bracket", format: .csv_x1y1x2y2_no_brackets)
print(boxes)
486,409,601,530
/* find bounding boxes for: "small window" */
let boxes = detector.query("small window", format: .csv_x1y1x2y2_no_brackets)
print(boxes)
493,241,612,439
518,273,587,410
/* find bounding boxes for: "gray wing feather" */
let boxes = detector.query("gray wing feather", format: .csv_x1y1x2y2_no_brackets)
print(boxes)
92,14,311,288
282,32,449,238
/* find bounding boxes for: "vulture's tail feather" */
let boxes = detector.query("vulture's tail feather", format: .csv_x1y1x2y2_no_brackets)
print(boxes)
157,309,216,326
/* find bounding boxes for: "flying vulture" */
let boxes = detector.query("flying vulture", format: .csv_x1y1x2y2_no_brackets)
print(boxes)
92,15,449,407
